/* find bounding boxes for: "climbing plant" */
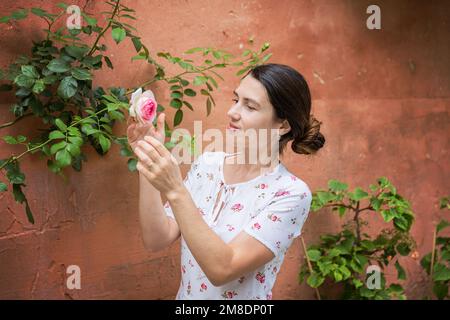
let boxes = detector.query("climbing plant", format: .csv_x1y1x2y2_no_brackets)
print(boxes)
299,177,416,299
0,0,273,223
420,196,450,300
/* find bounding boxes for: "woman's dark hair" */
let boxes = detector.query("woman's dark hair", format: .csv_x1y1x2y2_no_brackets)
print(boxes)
246,63,325,155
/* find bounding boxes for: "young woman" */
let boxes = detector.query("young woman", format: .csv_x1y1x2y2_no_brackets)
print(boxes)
127,63,325,300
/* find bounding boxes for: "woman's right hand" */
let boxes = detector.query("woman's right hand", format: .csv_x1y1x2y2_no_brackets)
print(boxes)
127,113,166,154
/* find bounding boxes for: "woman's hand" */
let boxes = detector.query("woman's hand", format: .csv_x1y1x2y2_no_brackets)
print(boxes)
134,135,185,198
127,112,165,154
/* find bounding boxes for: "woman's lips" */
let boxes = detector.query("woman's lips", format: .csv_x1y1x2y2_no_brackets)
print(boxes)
227,123,240,130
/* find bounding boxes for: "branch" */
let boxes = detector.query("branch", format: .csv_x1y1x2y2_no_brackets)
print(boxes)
86,0,121,56
354,201,361,244
0,104,111,171
0,113,33,129
300,236,321,300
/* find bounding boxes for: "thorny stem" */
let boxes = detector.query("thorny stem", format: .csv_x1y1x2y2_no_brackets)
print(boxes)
0,113,33,129
86,0,120,56
354,201,361,245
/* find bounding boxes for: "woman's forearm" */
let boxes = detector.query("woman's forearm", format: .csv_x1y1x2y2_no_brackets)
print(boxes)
166,186,233,286
138,172,172,250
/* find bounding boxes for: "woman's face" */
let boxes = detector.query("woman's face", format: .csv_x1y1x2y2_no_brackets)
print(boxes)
226,74,290,162
227,74,281,132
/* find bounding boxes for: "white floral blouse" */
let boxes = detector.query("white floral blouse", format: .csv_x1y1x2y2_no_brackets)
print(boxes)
163,151,312,300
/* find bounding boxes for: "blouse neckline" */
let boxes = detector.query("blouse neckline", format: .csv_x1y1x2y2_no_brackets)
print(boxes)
219,151,283,187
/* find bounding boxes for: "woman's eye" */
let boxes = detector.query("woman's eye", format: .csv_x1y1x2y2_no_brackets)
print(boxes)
231,98,238,103
246,105,255,110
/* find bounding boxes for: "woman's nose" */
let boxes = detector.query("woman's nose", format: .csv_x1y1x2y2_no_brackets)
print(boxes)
227,104,240,120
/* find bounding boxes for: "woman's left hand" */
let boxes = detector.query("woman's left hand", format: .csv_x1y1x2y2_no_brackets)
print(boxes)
134,135,184,198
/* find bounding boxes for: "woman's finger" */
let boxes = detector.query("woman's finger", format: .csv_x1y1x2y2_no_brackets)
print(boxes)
134,146,154,167
136,161,155,181
144,135,170,158
137,140,161,163
156,113,165,137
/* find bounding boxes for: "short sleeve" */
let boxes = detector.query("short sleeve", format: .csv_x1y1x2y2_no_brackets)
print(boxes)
243,185,312,257
164,153,204,219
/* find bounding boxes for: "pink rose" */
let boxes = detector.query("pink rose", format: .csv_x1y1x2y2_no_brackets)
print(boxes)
200,283,207,291
253,223,261,230
129,88,157,124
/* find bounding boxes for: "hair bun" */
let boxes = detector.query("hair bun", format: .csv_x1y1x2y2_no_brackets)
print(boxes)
291,115,325,155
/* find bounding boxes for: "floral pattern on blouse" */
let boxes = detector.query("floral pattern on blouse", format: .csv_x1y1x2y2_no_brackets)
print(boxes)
164,151,312,300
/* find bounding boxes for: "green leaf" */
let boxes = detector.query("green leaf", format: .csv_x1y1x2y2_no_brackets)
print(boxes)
98,135,111,153
127,158,137,172
316,191,335,204
66,143,81,157
57,76,78,99
32,79,45,94
31,8,51,17
351,187,369,201
433,263,450,281
433,281,449,300
170,91,183,99
25,200,35,224
184,88,196,97
170,99,182,109
64,46,89,60
0,182,7,192
193,75,207,86
47,58,70,73
307,249,321,262
396,243,411,256
7,168,25,185
183,101,193,111
21,65,39,79
68,136,83,147
49,130,66,140
11,9,28,20
173,109,183,127
395,261,406,280
131,37,142,52
81,12,97,26
436,219,450,233
55,149,71,167
112,27,126,44
328,180,348,192
16,135,26,142
104,56,113,69
2,135,18,144
50,141,67,155
420,253,432,275
71,67,92,80
307,273,325,288
14,75,35,88
54,119,68,132
12,183,25,202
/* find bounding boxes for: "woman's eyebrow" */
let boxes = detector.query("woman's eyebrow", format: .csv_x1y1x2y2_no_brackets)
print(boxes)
233,90,261,107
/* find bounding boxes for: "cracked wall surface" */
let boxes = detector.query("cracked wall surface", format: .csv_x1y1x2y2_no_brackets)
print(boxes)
0,0,449,299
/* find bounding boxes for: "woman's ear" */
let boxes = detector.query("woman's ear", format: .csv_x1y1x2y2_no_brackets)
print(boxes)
279,119,291,136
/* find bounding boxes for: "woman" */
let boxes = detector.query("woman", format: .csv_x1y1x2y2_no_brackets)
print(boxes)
127,63,325,300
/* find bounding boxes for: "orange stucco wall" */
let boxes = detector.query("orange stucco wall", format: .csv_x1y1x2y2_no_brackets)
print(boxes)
0,0,449,299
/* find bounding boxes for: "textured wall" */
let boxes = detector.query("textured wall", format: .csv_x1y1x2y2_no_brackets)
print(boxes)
0,0,449,299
